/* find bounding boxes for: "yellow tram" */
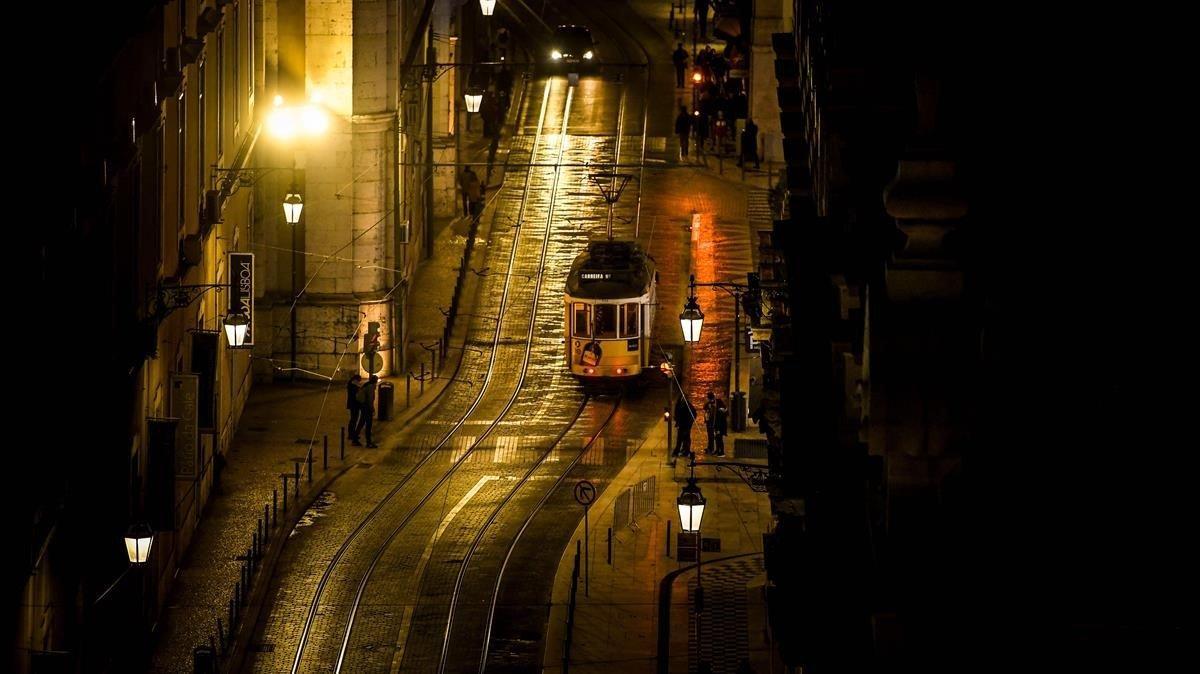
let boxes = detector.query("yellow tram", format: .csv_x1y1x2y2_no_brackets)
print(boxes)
564,239,657,379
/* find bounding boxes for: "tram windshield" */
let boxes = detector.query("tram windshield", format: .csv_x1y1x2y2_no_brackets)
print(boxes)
594,304,618,339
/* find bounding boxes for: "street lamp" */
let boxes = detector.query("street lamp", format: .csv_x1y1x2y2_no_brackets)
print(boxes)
96,523,156,605
680,294,704,343
223,313,250,348
283,189,304,225
266,95,330,140
479,0,496,15
123,522,155,565
464,87,484,113
677,476,706,598
681,274,762,431
677,478,706,533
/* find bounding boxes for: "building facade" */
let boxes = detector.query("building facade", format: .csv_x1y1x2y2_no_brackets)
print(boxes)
759,0,971,670
20,1,440,670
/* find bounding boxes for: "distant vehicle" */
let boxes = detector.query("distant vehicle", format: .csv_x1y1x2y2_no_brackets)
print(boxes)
548,24,597,73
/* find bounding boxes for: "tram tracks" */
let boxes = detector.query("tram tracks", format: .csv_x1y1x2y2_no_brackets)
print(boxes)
436,21,655,672
283,75,562,674
471,7,657,671
329,79,579,674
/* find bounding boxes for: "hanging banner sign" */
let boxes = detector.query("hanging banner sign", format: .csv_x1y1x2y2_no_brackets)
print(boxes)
171,373,199,478
228,252,255,345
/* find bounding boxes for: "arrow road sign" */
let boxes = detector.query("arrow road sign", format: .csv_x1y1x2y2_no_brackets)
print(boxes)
574,479,596,506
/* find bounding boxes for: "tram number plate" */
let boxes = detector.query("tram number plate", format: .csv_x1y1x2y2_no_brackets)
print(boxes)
627,338,639,351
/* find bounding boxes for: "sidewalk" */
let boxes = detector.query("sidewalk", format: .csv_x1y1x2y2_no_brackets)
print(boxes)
147,70,530,674
542,409,776,674
631,0,784,197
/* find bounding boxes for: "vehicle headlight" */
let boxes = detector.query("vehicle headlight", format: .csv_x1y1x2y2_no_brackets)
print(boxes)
551,50,562,60
583,50,594,60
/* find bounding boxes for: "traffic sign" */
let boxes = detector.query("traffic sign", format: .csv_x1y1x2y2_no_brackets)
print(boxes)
574,479,596,506
361,351,383,374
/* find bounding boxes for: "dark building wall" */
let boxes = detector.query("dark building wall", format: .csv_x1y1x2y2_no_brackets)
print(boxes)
20,2,260,670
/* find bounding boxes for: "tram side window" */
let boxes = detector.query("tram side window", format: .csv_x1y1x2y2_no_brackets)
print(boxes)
594,304,618,339
573,303,591,337
622,303,639,337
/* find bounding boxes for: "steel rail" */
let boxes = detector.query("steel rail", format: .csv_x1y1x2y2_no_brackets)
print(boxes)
477,6,656,669
286,70,541,674
438,396,622,674
331,79,579,673
439,58,639,670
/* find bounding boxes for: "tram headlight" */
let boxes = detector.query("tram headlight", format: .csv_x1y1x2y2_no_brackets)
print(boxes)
583,50,594,60
551,50,563,60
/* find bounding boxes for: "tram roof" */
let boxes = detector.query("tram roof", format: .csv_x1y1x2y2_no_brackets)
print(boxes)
566,239,656,300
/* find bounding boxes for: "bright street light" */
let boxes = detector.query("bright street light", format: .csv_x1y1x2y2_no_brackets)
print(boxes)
680,295,704,343
479,0,496,16
267,96,330,140
677,478,706,533
124,523,155,565
283,190,304,225
464,88,484,113
223,313,250,348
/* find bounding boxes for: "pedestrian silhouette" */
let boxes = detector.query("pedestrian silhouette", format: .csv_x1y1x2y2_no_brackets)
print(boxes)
346,374,363,445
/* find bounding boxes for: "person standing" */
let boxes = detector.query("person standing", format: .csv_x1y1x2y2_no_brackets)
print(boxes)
714,397,728,456
739,117,759,168
353,375,380,448
346,374,363,446
703,391,717,453
459,166,480,218
470,182,487,224
672,43,689,88
694,0,709,40
675,105,694,159
673,394,697,458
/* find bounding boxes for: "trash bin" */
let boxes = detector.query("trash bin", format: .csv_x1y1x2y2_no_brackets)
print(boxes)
377,381,394,421
193,646,216,673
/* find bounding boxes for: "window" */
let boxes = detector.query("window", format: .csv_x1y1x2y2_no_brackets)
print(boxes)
594,304,617,339
622,303,639,337
573,303,590,338
232,6,239,131
198,60,206,199
217,29,224,155
247,0,254,100
178,89,186,232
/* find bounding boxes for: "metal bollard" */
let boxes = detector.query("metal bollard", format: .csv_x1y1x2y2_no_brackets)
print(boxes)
406,373,412,407
234,580,241,608
264,505,270,537
420,362,426,394
294,462,301,496
307,450,313,484
257,519,264,555
282,476,288,512
273,489,278,526
323,435,329,470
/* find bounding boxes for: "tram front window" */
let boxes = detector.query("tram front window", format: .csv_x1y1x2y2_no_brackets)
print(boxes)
573,303,591,337
594,304,618,339
622,303,639,337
